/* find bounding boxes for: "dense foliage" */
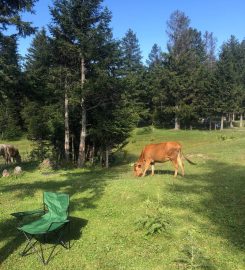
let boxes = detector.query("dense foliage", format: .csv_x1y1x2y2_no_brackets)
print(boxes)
1,1,245,166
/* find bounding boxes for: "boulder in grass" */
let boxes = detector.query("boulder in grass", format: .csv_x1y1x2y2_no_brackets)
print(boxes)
14,166,22,175
2,169,10,177
39,158,54,171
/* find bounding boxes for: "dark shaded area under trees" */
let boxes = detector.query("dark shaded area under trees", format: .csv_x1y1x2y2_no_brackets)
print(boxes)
1,2,245,167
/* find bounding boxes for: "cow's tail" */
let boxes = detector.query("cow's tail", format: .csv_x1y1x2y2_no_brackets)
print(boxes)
180,149,196,165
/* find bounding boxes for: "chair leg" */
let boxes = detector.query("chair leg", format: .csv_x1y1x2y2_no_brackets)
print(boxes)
20,233,38,256
20,223,71,265
21,232,47,264
58,222,70,249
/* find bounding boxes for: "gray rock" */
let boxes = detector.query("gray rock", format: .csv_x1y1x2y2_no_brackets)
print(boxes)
14,166,22,175
2,169,10,177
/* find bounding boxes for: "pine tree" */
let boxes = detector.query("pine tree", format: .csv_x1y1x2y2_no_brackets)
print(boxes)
146,44,163,68
165,10,205,129
0,0,37,138
0,0,37,37
49,0,116,166
215,36,242,129
23,28,66,160
121,28,143,74
120,29,147,124
46,0,138,166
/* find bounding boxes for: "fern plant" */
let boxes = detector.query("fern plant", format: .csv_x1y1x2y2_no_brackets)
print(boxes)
175,232,215,269
136,213,170,235
135,198,173,236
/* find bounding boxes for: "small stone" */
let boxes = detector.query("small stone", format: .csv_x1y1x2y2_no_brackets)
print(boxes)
14,166,22,175
2,169,10,177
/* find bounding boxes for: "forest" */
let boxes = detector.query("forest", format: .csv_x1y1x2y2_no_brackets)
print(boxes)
1,0,245,167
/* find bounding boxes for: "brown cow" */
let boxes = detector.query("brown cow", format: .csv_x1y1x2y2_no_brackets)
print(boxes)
0,144,8,164
134,142,195,177
5,144,21,163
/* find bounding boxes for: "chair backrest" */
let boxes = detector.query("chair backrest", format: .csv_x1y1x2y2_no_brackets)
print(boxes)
43,192,69,220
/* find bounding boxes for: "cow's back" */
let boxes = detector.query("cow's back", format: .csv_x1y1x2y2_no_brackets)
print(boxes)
141,142,181,162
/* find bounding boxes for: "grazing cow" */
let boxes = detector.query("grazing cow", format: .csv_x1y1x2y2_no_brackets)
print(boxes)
0,144,21,164
134,142,195,177
5,145,21,163
0,144,8,163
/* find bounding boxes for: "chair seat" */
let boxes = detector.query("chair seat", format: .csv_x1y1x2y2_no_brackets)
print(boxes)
18,213,69,235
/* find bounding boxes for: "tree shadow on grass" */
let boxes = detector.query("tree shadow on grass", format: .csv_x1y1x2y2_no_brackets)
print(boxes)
147,169,176,176
0,167,118,264
165,160,245,251
0,160,41,176
0,217,24,265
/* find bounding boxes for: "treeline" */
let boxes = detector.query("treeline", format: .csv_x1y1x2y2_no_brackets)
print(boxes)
0,1,245,166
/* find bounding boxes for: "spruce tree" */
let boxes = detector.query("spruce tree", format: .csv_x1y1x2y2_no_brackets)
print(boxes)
165,10,205,129
0,0,37,138
216,36,242,129
147,44,163,68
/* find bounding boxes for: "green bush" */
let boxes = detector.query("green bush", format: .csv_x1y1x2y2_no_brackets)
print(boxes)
2,118,22,140
136,126,154,135
135,199,173,236
0,105,22,140
217,134,235,141
175,232,214,270
136,213,171,235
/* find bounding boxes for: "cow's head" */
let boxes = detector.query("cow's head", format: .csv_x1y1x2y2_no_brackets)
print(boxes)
16,151,21,163
133,162,144,177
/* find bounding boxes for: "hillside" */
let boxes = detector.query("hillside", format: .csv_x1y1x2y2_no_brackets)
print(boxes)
0,128,244,269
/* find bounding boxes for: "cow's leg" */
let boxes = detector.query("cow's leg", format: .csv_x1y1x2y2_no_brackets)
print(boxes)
4,147,10,164
177,153,185,176
151,162,155,176
142,160,151,177
171,159,179,177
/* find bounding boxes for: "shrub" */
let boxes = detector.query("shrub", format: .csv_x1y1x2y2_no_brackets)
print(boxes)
175,231,214,270
135,199,173,236
136,212,171,235
136,126,154,135
217,134,235,141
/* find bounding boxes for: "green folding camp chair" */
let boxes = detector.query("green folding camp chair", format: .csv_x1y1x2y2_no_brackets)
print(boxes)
15,192,70,265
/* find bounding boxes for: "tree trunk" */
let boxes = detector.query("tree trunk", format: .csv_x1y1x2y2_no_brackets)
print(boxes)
87,143,95,164
209,117,212,131
240,113,243,127
100,149,103,167
71,134,75,164
64,80,70,161
78,57,86,167
229,113,233,128
220,114,224,130
105,147,109,168
174,116,180,130
174,106,180,130
232,113,235,121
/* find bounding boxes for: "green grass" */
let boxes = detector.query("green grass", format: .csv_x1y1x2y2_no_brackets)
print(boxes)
0,128,245,269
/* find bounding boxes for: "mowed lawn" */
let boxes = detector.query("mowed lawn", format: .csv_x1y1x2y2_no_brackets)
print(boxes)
0,128,244,270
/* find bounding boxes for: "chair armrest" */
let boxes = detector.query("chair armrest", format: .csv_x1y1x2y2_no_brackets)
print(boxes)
11,209,46,219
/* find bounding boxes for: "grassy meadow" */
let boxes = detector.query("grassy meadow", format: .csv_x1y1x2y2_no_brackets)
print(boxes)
0,128,244,269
